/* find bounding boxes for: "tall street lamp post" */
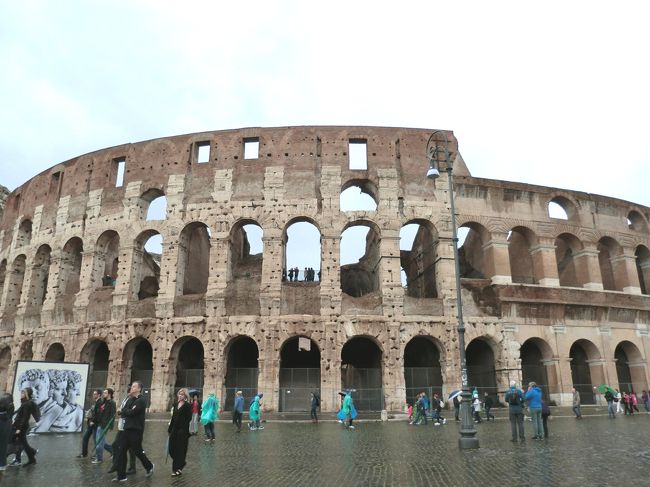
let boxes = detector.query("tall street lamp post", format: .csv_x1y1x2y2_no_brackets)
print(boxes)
426,131,479,449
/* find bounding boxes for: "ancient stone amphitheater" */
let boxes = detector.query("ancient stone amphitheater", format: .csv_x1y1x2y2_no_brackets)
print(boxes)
1,126,648,412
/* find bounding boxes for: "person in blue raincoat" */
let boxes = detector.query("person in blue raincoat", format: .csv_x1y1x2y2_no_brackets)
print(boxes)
337,391,358,429
248,393,263,431
200,393,219,442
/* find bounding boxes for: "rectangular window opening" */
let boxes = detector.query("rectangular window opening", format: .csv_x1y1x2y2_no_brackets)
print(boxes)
243,138,260,160
196,142,211,163
114,157,126,187
349,139,368,170
13,194,20,210
50,171,63,198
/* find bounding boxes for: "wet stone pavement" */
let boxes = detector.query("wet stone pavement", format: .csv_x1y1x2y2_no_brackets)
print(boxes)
1,413,649,487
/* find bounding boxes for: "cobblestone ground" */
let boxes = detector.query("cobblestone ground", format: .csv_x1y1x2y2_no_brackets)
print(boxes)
2,413,649,487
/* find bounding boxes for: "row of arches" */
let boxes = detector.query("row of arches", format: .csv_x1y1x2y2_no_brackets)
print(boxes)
3,334,644,411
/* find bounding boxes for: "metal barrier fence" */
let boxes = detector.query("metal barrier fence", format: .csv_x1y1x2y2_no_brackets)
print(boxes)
224,367,258,410
279,368,320,411
280,387,320,411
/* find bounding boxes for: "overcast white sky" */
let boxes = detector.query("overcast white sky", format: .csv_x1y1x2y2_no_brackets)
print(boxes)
2,0,649,271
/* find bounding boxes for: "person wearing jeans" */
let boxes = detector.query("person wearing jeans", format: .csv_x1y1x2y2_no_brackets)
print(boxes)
571,387,582,419
525,382,543,440
505,381,525,442
93,388,116,463
605,390,616,418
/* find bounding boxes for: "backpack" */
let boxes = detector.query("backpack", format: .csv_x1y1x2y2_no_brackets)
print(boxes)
508,391,522,406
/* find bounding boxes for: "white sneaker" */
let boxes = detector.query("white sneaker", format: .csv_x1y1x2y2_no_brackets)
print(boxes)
434,422,440,426
258,426,264,430
443,419,447,424
145,463,154,477
349,425,355,429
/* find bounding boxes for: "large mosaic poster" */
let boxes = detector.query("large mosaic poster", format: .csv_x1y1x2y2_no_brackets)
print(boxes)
12,360,89,433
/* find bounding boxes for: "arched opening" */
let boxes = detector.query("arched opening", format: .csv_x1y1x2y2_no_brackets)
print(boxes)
340,180,378,212
548,196,576,220
30,245,51,306
0,260,6,307
81,340,110,393
279,336,320,411
0,347,11,391
570,340,599,405
466,338,497,395
94,231,120,288
173,337,205,398
123,338,154,402
403,336,443,406
458,223,488,279
627,210,648,232
224,336,259,410
178,222,211,295
226,221,263,315
341,337,383,411
555,233,583,287
615,341,646,393
340,222,380,297
141,188,167,221
45,342,65,362
520,339,551,399
508,227,537,284
16,219,32,247
135,231,162,300
400,221,438,297
635,245,650,295
5,255,26,314
284,219,320,282
60,237,83,296
597,237,623,291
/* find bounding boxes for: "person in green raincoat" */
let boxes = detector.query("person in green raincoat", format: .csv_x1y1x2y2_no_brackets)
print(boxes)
248,393,263,431
337,391,357,429
200,393,219,443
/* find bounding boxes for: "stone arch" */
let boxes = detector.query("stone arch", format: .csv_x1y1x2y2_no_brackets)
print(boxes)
16,219,32,248
28,245,51,307
340,220,381,297
614,340,646,393
341,335,384,411
570,339,602,405
45,342,65,362
555,233,584,287
141,188,167,221
224,335,259,410
122,337,154,398
284,217,321,282
278,336,321,411
225,219,263,315
627,210,648,232
80,339,110,392
597,237,624,291
400,219,439,298
170,336,205,400
0,346,11,391
177,222,211,295
340,179,378,212
466,337,497,395
507,226,539,284
458,221,490,279
94,230,120,288
520,337,554,398
60,237,83,296
635,245,650,295
134,230,162,300
548,195,578,221
403,336,443,406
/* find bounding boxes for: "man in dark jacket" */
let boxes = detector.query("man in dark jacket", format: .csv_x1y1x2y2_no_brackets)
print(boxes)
114,381,154,482
0,392,14,471
107,389,137,475
77,389,102,458
504,381,525,443
233,390,244,432
93,388,116,463
10,387,40,466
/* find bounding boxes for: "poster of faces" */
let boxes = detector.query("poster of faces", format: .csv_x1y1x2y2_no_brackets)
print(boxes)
12,360,89,433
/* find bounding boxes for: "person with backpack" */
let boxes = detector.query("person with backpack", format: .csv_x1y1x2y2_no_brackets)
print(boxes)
604,389,616,418
483,392,495,421
505,381,525,443
310,391,320,423
431,393,446,425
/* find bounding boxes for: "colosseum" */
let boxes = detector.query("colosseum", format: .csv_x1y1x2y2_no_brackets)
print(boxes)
1,126,649,413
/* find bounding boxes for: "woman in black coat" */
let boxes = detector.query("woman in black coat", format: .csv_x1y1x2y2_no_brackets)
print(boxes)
168,388,192,476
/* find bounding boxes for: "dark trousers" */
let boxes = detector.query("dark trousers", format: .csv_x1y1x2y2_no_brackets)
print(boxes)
233,411,242,431
310,407,318,421
116,429,152,480
169,432,189,472
572,405,581,418
81,423,96,456
110,431,136,471
14,429,37,463
454,405,460,420
542,415,549,437
509,412,524,440
485,406,494,421
0,417,11,467
203,422,215,439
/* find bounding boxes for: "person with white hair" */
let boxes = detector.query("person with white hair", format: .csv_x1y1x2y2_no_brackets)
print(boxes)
505,380,525,443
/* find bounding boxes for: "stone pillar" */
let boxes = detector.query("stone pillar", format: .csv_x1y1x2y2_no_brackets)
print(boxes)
155,238,177,318
530,238,560,286
611,249,642,294
482,235,512,285
379,231,404,319
639,259,650,294
383,324,406,411
628,361,649,392
574,245,603,290
112,244,137,321
587,358,607,387
320,233,342,316
74,249,96,308
257,355,279,412
542,358,562,404
150,345,172,412
205,224,230,317
260,231,283,317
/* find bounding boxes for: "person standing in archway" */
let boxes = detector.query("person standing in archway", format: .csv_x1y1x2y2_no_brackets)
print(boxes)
168,388,192,477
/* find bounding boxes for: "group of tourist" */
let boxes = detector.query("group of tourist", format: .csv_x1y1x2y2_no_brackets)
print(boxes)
283,267,320,282
600,388,650,418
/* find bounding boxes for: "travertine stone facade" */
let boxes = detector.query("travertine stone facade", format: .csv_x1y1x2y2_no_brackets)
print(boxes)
1,126,649,412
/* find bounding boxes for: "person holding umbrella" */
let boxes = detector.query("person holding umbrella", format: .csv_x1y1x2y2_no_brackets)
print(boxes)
200,393,219,443
168,388,192,477
448,389,461,421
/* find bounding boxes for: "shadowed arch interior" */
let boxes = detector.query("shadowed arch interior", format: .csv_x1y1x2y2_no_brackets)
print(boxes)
341,337,383,411
279,336,321,411
404,336,443,406
224,336,259,410
45,342,65,362
174,337,205,396
466,338,496,394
